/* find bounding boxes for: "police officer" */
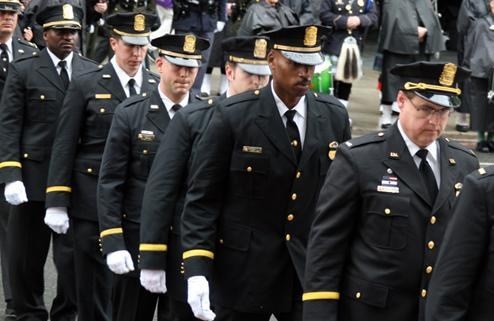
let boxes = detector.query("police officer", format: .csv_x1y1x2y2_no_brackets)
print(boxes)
0,4,96,321
426,166,494,321
303,62,479,321
0,0,38,318
181,25,351,321
97,33,209,321
138,35,271,320
43,11,159,321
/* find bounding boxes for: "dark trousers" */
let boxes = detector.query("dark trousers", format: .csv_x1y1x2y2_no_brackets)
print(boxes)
0,200,12,304
7,201,77,321
214,301,303,321
169,299,203,321
71,218,112,321
334,80,352,101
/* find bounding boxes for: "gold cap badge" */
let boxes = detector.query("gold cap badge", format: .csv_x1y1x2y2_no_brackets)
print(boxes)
183,34,196,53
304,26,317,47
134,14,145,32
253,38,267,59
328,141,339,160
62,4,74,20
439,63,456,86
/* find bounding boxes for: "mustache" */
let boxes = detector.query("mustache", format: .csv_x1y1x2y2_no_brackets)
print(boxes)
296,77,311,86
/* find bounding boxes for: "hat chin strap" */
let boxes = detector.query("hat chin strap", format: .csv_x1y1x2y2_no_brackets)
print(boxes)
404,82,461,95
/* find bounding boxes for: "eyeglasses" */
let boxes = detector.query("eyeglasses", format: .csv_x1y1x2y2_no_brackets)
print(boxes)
406,96,452,118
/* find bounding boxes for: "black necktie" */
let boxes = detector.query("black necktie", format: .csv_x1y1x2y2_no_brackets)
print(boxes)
285,110,301,162
0,43,9,75
171,104,182,112
58,60,69,90
416,149,438,203
128,78,137,97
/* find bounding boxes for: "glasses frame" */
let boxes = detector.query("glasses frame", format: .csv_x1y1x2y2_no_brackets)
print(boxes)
405,95,453,119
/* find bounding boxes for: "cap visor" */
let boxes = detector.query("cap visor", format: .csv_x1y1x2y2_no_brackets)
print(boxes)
164,55,200,68
238,63,271,76
48,24,81,30
121,35,150,46
415,91,461,108
0,6,19,12
280,50,324,66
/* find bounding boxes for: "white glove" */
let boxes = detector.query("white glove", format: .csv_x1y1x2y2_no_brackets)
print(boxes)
187,276,215,321
44,207,70,234
140,269,167,293
106,250,135,274
215,21,225,32
4,180,28,205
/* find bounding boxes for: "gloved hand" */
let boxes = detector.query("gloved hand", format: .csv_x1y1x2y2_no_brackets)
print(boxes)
4,180,28,205
106,250,135,274
187,276,215,321
215,21,225,32
44,207,69,234
140,269,167,293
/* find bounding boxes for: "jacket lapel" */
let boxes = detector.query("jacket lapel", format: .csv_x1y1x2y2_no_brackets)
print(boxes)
145,89,170,133
98,63,127,102
141,68,158,95
71,53,86,77
298,93,324,169
432,138,456,212
35,50,64,92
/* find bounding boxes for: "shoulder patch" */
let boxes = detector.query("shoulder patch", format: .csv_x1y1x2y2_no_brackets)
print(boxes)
344,131,385,149
445,139,477,158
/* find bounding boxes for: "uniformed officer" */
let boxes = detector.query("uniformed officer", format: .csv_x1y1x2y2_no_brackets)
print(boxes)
425,166,494,321
43,11,159,321
0,0,38,318
138,35,271,320
97,33,209,321
181,25,351,321
0,4,96,321
303,62,479,321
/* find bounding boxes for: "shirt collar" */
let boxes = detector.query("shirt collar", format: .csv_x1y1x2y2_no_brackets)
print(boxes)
158,85,190,112
398,120,439,163
271,81,306,120
46,48,74,69
110,56,144,91
1,37,13,55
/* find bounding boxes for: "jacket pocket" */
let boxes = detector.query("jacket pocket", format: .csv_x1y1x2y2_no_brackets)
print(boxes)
229,151,269,199
26,87,58,123
342,276,389,308
218,221,252,252
73,159,100,177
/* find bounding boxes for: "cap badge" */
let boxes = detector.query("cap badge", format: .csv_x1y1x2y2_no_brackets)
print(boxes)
62,4,74,20
134,14,145,32
183,34,196,53
439,63,456,86
253,38,267,59
304,26,317,47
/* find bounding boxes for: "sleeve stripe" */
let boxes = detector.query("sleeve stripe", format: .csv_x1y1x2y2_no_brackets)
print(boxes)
0,161,22,169
139,243,168,252
100,227,123,238
182,249,214,260
46,186,72,193
302,291,340,301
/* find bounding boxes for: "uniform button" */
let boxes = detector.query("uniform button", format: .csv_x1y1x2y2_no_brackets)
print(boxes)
291,193,297,200
246,166,253,172
384,208,391,215
23,153,28,158
296,171,301,179
291,140,298,147
421,289,427,298
100,108,105,113
430,216,437,224
426,266,433,274
355,292,361,299
219,239,224,244
40,95,45,100
287,214,294,221
285,234,291,241
428,241,435,250
87,168,93,173
143,149,148,155
123,213,127,218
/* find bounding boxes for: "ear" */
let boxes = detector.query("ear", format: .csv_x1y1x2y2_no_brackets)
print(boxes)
396,91,407,111
225,62,235,82
109,37,118,52
267,49,276,72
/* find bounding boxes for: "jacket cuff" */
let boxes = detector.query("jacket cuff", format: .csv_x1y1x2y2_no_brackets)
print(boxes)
139,244,168,270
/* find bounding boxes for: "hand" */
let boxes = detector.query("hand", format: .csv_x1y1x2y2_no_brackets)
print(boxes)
4,181,28,205
215,21,225,32
187,276,215,321
417,26,428,42
23,27,33,41
44,207,69,234
94,2,108,14
140,269,167,293
346,16,361,29
106,250,135,274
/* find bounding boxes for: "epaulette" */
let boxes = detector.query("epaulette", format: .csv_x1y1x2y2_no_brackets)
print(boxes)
120,94,149,108
17,38,38,49
312,92,345,110
195,92,215,101
222,89,261,107
77,52,99,64
146,70,160,81
186,96,218,112
14,51,39,62
343,131,386,149
444,138,477,158
473,166,494,179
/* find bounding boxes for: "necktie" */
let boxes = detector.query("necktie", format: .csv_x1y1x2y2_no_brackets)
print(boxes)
171,104,182,112
416,149,438,203
285,109,301,162
58,60,70,90
0,43,9,75
128,78,137,97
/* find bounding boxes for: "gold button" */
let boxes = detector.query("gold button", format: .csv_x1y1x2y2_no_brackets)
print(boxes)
143,149,148,155
384,208,391,215
100,108,105,113
123,213,127,218
428,241,435,250
355,292,361,299
40,95,45,100
291,140,298,147
287,214,294,221
426,266,433,274
291,193,297,200
421,289,427,298
23,153,28,158
246,166,253,172
296,171,301,179
285,234,291,241
430,216,437,224
219,239,224,244
87,168,93,173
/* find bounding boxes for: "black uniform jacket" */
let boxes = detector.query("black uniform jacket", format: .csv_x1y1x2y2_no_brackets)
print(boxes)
45,63,158,221
303,123,479,321
426,166,494,321
0,38,38,93
182,87,351,313
97,89,199,277
139,96,220,300
0,49,97,201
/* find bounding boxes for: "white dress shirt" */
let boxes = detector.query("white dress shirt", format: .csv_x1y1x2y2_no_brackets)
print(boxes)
158,86,190,119
110,56,143,97
47,48,74,80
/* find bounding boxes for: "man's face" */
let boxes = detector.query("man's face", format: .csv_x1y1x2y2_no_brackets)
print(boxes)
225,62,269,95
0,10,17,36
156,56,198,102
110,37,147,76
268,50,314,102
397,91,451,148
43,29,78,59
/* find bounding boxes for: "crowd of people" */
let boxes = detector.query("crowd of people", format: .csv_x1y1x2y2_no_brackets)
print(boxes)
0,1,493,321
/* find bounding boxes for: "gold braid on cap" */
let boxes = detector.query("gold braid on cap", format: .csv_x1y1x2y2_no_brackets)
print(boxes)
273,44,321,52
159,49,202,60
404,82,461,95
112,28,150,37
43,21,81,29
228,56,268,65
